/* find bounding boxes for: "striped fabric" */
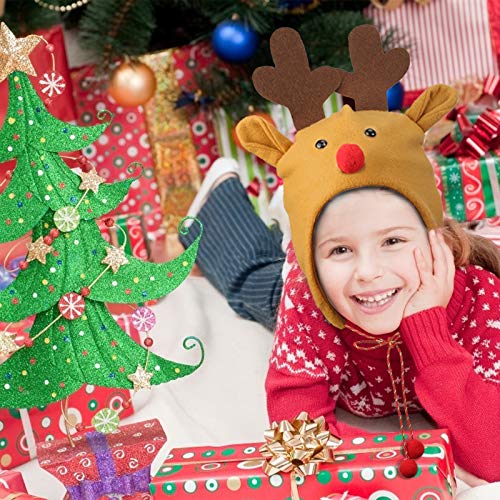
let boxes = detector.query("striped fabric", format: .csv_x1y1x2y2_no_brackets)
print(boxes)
179,178,285,331
366,0,498,90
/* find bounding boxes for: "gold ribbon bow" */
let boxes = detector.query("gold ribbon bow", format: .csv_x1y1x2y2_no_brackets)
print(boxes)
260,412,343,500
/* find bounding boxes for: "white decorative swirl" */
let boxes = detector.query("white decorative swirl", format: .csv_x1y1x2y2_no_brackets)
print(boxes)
57,447,67,453
56,466,68,475
40,443,52,449
129,458,139,469
128,220,148,259
153,436,164,442
144,443,156,454
39,459,51,465
133,432,142,438
144,422,154,428
113,442,123,448
462,159,482,196
76,451,88,457
113,449,126,459
74,472,86,481
79,457,92,467
466,198,485,220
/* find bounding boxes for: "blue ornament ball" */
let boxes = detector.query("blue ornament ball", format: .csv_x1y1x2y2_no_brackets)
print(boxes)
212,20,259,63
387,81,405,111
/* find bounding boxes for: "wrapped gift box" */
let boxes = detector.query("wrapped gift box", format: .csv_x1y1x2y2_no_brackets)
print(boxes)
0,383,134,470
429,150,500,222
0,484,46,499
0,468,26,491
150,430,455,499
38,419,166,500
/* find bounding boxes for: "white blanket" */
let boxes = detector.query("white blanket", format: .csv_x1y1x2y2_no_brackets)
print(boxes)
17,276,496,498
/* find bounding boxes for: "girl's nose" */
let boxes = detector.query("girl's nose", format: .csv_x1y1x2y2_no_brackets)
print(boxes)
336,144,365,173
354,254,383,282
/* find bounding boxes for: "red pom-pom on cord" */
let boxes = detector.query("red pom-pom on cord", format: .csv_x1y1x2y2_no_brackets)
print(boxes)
406,438,424,459
399,457,418,477
18,261,28,271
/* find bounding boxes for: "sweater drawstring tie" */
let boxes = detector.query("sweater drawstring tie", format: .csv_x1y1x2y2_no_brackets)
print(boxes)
350,325,424,478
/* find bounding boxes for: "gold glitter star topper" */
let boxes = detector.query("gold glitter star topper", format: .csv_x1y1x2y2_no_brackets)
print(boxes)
127,364,153,391
102,246,129,273
0,23,40,83
78,168,106,194
0,330,17,357
26,236,54,264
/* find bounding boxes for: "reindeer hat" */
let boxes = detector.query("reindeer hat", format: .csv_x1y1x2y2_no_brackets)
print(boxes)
236,25,457,329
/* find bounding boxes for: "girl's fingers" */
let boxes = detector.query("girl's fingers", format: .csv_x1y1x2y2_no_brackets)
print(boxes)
429,229,445,278
437,229,455,284
414,247,430,285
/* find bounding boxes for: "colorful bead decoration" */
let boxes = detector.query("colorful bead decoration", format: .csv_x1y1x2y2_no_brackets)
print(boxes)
53,206,80,232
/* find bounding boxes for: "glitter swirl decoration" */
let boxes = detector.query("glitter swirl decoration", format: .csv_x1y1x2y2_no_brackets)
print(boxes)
0,22,205,419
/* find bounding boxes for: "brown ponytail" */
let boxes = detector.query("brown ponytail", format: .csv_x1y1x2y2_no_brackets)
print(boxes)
442,218,500,277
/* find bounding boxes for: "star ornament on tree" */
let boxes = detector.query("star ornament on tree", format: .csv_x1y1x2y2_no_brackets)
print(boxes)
78,168,105,194
0,22,39,83
26,236,54,264
127,364,153,391
0,330,18,357
101,245,129,273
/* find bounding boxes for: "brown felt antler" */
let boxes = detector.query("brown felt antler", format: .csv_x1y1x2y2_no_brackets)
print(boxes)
252,27,342,130
337,24,410,111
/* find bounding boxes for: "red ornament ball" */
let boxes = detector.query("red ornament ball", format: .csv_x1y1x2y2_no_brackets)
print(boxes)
45,43,55,53
50,228,60,239
144,337,154,348
406,438,425,459
24,338,33,348
43,236,53,245
5,170,12,179
399,457,418,478
75,423,84,432
104,218,115,227
18,261,28,271
122,400,131,410
80,287,91,297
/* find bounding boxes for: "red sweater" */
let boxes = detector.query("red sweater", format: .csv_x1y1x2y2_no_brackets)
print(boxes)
267,245,500,481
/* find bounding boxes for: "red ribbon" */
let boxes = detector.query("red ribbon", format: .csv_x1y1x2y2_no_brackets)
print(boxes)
439,75,500,159
246,177,261,197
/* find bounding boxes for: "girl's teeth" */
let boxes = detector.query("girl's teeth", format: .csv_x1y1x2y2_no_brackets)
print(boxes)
354,289,398,305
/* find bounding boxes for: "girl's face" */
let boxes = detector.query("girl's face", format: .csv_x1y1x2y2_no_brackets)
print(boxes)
313,190,432,335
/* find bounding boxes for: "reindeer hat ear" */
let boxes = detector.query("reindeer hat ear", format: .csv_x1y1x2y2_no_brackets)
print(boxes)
406,84,458,132
236,115,292,166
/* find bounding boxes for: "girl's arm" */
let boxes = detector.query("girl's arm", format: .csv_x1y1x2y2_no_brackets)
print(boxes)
400,266,500,482
266,245,365,438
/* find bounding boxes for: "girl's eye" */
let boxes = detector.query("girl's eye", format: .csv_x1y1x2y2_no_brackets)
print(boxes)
315,139,328,149
330,246,350,256
384,237,404,246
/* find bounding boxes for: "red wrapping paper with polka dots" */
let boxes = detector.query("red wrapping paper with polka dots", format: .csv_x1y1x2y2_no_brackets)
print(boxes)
70,65,164,243
150,429,455,499
0,315,136,470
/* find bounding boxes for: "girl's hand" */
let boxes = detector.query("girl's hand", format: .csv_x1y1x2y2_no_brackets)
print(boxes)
403,229,455,318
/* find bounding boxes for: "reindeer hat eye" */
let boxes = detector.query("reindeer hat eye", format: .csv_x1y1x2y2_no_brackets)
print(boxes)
364,128,377,137
315,139,328,149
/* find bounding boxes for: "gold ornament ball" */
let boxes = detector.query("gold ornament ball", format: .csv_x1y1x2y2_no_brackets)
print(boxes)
108,61,156,107
371,0,404,9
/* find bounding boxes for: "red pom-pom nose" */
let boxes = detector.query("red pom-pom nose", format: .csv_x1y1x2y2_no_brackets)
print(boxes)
399,457,418,478
336,144,365,173
406,439,425,459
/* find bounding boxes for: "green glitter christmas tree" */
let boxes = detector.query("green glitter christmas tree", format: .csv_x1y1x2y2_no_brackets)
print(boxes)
0,23,204,412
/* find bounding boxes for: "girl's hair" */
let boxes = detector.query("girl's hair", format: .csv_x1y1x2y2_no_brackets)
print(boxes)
443,218,500,277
